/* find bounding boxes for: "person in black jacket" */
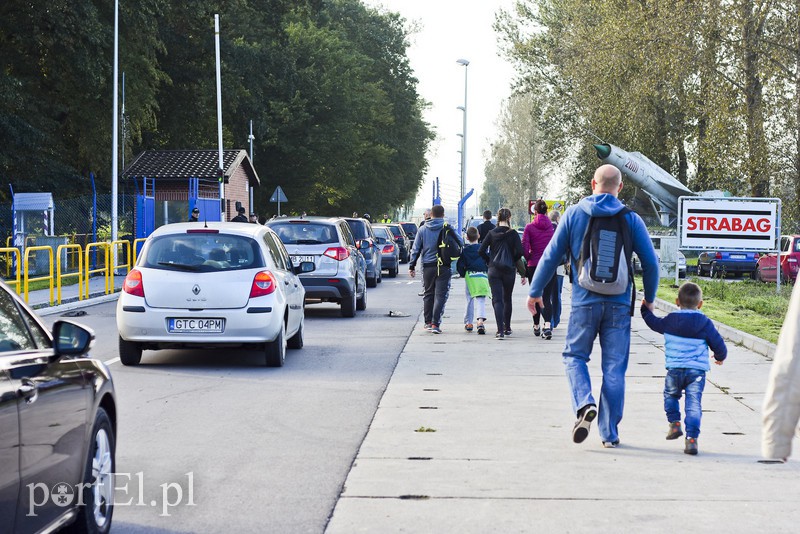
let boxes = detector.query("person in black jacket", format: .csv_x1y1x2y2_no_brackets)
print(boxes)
479,207,524,339
477,210,495,243
231,206,248,222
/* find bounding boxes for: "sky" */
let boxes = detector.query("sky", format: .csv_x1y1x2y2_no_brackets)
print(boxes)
362,0,518,217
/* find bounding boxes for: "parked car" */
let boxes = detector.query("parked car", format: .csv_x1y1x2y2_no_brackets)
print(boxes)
117,222,313,367
398,222,419,246
755,234,800,283
345,217,382,287
385,223,411,263
373,225,400,277
697,250,758,278
267,216,367,316
0,279,117,534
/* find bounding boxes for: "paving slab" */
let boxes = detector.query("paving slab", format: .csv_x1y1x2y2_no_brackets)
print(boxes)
327,277,799,533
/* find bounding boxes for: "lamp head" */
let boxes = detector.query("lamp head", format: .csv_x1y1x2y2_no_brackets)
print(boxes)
456,58,470,66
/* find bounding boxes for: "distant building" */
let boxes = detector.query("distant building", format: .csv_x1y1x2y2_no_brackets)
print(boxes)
123,150,259,237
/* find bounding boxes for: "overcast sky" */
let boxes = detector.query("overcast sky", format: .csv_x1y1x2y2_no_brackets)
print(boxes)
362,0,517,215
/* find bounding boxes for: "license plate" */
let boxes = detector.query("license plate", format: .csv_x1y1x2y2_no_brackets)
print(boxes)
168,318,225,333
292,255,315,264
730,254,746,259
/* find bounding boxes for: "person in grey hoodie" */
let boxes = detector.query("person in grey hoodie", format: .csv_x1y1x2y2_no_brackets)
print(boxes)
408,205,462,334
528,164,660,448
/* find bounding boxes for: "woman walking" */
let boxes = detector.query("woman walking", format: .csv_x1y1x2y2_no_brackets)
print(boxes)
549,209,565,329
479,207,524,339
522,199,557,339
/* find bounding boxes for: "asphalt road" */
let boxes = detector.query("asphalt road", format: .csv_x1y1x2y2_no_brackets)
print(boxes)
43,274,420,533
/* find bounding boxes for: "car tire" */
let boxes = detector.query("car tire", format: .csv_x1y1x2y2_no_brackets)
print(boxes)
341,289,357,318
388,263,398,278
755,267,764,282
697,263,705,277
265,321,286,367
367,272,378,288
356,283,367,311
68,407,115,534
710,263,720,279
118,336,142,366
287,317,304,350
376,269,382,284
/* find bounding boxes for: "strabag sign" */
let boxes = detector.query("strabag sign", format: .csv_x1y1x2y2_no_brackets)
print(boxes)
678,197,780,251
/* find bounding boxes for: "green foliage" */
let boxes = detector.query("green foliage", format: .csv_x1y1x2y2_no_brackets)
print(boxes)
496,0,800,227
0,0,432,217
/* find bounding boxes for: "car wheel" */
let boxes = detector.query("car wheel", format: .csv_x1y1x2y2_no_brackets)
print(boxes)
356,282,367,311
118,336,142,366
388,263,398,278
755,267,764,282
367,272,378,288
341,289,357,317
69,407,115,534
287,317,304,350
265,321,286,367
710,263,720,278
376,269,382,284
697,263,705,276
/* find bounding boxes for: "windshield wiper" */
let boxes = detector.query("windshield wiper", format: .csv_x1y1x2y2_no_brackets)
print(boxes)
157,261,201,272
295,239,322,244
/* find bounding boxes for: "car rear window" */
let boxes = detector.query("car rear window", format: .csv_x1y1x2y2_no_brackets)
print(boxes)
270,222,338,245
400,223,416,234
345,219,369,239
388,226,402,237
142,234,264,272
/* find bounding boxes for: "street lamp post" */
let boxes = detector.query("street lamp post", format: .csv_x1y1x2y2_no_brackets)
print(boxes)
456,58,469,232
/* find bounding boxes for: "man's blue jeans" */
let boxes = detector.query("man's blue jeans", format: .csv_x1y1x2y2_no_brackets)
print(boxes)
664,368,706,439
562,302,631,443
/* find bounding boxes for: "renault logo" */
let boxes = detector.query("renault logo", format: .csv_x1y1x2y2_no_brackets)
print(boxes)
192,285,201,295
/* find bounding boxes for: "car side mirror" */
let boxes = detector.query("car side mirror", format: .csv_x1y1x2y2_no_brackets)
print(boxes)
53,320,95,357
359,239,371,250
294,261,315,274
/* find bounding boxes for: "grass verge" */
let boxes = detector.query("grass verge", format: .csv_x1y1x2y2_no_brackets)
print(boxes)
640,276,791,345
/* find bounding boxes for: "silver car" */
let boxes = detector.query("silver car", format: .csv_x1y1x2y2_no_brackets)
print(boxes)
267,216,367,317
116,222,312,367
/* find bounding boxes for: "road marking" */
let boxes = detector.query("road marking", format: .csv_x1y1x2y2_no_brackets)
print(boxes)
105,357,120,366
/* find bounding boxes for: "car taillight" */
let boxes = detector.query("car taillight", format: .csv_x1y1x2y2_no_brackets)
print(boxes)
382,244,395,253
250,271,276,298
123,269,145,298
715,252,722,260
323,247,350,261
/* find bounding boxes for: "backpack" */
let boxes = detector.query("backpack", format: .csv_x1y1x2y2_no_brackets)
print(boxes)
437,223,462,267
574,207,636,313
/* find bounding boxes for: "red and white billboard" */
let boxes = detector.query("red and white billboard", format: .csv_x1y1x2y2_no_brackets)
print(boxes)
678,197,780,251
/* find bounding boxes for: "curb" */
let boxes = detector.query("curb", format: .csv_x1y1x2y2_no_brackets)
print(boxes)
650,295,776,360
37,292,121,317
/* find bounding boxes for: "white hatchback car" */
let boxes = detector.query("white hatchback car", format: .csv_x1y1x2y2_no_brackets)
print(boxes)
116,222,313,367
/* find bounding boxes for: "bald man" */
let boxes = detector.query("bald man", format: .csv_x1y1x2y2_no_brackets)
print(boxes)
527,164,659,448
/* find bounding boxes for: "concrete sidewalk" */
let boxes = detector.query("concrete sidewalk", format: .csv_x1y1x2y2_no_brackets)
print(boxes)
326,277,797,533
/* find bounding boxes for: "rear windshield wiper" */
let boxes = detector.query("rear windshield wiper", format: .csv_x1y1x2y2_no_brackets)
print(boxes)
295,239,322,244
157,261,202,272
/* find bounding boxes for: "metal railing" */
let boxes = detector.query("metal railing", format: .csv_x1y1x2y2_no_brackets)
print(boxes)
56,244,84,303
0,247,21,293
84,242,111,300
24,246,54,306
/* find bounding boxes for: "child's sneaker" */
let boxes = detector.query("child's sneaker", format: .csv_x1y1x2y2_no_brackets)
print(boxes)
666,421,683,440
465,323,474,332
684,437,698,455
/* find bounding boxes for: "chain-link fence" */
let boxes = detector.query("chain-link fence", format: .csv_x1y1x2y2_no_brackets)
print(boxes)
2,191,137,277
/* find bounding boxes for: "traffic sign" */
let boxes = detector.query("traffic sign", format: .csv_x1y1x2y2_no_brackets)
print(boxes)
270,186,288,203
